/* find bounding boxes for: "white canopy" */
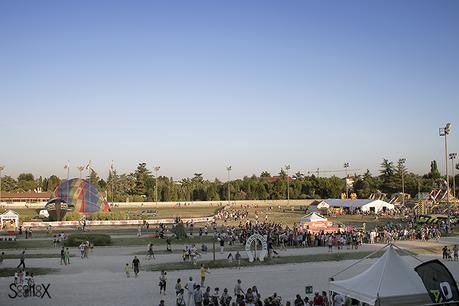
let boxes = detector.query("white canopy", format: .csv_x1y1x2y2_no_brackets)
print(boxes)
301,212,327,222
329,246,430,306
0,210,19,229
319,199,394,213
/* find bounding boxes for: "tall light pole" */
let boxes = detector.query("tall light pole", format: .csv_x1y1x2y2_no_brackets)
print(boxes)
450,153,457,198
64,161,70,180
439,122,452,232
399,158,406,206
0,165,5,206
226,166,232,205
110,161,115,205
154,166,160,205
285,165,290,205
344,162,349,199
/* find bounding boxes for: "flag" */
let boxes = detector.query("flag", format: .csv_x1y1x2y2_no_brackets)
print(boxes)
415,259,459,304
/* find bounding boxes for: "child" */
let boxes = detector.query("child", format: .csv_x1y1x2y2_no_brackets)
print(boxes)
124,263,130,278
235,251,241,268
227,252,234,263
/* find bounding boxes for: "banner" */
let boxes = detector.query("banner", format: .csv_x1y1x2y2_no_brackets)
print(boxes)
415,259,459,304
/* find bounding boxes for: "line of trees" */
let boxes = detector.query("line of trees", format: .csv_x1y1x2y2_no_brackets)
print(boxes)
1,160,457,202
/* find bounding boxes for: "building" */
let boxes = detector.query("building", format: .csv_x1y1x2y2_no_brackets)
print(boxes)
0,192,51,204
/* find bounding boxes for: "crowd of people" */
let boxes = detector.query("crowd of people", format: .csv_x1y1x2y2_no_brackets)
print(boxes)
153,273,348,306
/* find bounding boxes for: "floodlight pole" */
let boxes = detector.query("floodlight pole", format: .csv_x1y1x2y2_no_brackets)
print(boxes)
110,161,115,205
0,165,4,207
439,123,452,233
399,158,406,206
226,166,232,205
344,162,349,199
154,166,160,206
450,153,457,198
285,165,290,205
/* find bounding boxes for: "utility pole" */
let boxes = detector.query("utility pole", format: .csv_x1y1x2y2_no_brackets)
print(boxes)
226,166,232,205
399,158,406,206
285,165,290,205
439,123,452,232
154,166,160,205
344,162,349,199
0,165,4,207
110,161,115,205
450,153,457,198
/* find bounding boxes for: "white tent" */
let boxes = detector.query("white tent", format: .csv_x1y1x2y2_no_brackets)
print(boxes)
319,199,394,213
0,210,19,229
301,212,328,223
329,246,430,306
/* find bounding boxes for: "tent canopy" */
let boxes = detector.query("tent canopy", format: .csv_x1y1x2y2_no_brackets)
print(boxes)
329,246,430,306
319,199,394,213
301,212,328,222
0,210,19,229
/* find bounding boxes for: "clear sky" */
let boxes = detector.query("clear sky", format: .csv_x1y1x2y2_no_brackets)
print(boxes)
1,0,458,180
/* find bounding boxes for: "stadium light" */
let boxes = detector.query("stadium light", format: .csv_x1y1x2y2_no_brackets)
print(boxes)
439,123,452,232
154,166,160,205
450,153,457,198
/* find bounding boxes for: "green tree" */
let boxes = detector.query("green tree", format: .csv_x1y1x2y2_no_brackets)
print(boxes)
17,173,37,191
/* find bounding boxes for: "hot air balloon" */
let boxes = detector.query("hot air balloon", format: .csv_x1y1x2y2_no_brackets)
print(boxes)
45,178,110,220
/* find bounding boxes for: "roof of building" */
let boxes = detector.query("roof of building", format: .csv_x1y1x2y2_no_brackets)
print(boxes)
0,192,52,200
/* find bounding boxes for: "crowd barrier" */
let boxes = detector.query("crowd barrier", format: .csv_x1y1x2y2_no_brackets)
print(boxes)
21,216,215,228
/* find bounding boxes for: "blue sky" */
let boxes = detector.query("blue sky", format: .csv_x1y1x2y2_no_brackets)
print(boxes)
0,1,458,180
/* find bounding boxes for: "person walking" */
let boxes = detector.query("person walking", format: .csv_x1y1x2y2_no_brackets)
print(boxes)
175,278,183,295
17,250,25,269
132,256,140,278
159,270,167,295
200,264,209,286
124,263,131,278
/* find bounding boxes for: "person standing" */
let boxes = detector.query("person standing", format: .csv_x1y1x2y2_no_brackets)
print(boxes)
219,237,225,254
193,285,203,306
185,276,196,306
65,247,71,265
17,250,25,269
200,264,209,286
159,270,167,295
0,251,4,265
234,279,244,300
176,289,186,306
60,247,66,265
235,251,241,268
132,256,140,278
453,244,458,261
175,278,182,296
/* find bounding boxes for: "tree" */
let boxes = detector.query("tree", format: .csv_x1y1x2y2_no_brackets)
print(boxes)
88,169,100,186
134,163,152,195
428,160,441,180
17,173,37,191
260,171,271,177
1,176,17,192
47,175,61,191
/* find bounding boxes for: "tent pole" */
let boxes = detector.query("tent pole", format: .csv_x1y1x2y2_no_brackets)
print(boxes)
330,243,390,279
390,243,423,263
